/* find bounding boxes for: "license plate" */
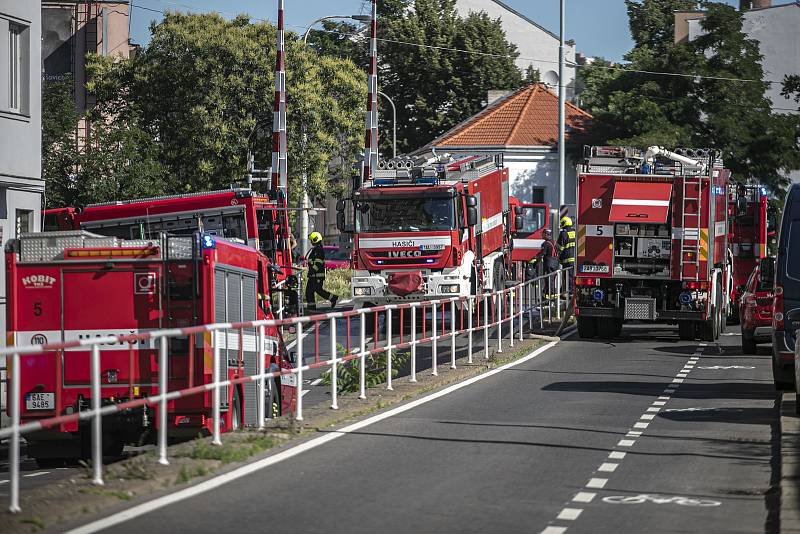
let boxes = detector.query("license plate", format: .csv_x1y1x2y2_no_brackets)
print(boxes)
580,264,609,273
25,392,54,411
280,373,297,387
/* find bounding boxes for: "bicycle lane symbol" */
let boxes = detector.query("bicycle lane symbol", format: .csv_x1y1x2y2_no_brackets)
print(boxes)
602,494,722,507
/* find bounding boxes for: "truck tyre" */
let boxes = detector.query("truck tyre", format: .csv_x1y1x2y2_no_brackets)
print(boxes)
597,318,618,340
577,316,597,339
700,306,717,342
772,355,795,390
230,390,242,431
678,321,695,341
741,330,757,354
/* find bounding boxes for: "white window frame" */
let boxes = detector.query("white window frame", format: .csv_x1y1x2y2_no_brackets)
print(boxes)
8,22,22,113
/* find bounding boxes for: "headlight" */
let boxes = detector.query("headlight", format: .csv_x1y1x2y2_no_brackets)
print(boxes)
353,286,372,296
440,284,460,294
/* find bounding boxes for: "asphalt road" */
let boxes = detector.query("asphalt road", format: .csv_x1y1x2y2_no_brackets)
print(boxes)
1,302,529,500
71,323,779,534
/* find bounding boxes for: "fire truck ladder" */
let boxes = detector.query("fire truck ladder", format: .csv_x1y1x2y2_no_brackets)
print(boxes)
680,175,703,281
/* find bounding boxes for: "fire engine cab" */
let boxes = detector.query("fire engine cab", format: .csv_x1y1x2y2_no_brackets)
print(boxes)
337,154,523,305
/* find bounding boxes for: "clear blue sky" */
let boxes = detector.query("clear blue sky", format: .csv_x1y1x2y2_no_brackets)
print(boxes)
129,0,740,62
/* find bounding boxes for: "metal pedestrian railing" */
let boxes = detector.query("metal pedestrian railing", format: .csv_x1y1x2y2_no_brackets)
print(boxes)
0,268,572,513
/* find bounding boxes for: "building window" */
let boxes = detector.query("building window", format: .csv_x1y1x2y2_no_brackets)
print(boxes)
15,209,32,237
8,23,22,112
532,187,546,204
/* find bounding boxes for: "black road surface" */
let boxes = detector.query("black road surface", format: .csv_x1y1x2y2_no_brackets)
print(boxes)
73,324,780,534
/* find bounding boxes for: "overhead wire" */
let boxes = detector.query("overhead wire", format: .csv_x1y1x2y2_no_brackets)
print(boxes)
127,2,794,87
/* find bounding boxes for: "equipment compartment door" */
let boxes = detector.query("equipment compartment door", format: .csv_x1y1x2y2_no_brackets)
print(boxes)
61,268,162,387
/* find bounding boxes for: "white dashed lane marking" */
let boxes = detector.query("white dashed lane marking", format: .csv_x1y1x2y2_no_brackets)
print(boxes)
540,343,707,534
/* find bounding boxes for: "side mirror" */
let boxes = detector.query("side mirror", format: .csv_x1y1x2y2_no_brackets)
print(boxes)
514,213,524,231
466,207,478,227
336,211,348,233
465,195,477,208
336,198,346,212
786,309,800,333
514,206,523,216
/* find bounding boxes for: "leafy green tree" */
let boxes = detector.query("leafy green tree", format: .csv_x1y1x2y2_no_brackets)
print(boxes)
783,74,800,105
309,0,522,154
581,0,798,191
85,13,365,208
41,78,80,207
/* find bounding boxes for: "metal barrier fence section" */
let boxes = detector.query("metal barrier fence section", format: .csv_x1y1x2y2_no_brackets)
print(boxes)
0,268,572,513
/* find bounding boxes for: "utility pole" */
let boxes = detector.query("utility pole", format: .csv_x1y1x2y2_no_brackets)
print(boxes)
558,0,566,221
300,14,370,255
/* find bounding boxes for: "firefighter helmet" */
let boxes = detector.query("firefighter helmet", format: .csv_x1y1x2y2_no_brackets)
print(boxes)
309,231,323,245
560,216,573,228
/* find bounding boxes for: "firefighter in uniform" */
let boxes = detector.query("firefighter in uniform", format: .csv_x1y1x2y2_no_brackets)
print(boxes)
557,216,576,269
305,232,339,310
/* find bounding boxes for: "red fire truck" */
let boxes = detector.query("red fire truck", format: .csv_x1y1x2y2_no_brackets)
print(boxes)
727,183,770,323
337,154,522,305
43,188,299,315
5,231,296,464
509,198,550,279
574,146,731,341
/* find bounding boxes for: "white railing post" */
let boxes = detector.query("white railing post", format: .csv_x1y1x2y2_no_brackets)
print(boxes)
90,344,105,481
450,299,457,369
432,301,438,376
556,270,562,319
509,288,515,348
330,317,339,410
9,352,21,513
519,283,524,341
257,325,265,429
496,291,503,354
296,321,304,421
410,305,417,382
359,312,367,398
386,308,393,391
538,279,544,329
483,294,489,359
467,297,473,364
157,337,169,466
212,333,222,445
330,317,338,410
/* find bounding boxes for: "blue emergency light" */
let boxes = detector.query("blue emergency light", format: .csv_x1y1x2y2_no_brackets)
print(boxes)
202,235,216,249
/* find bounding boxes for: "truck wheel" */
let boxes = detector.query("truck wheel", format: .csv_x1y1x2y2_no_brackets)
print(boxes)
577,316,597,339
772,355,795,390
700,315,715,342
678,321,695,340
597,318,618,340
741,330,757,354
230,390,242,431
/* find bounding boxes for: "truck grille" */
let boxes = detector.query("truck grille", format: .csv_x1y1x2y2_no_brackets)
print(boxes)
624,297,657,320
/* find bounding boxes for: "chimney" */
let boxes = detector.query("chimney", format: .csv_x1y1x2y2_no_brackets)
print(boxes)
486,90,512,107
740,0,771,10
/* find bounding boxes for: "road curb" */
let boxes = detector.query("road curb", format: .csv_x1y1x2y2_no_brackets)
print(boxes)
781,392,800,533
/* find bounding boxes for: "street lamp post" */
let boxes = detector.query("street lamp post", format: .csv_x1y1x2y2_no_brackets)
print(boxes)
557,0,566,224
298,14,371,256
378,91,396,159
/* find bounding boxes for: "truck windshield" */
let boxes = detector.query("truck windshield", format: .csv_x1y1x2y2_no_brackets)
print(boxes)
519,206,547,236
357,197,455,232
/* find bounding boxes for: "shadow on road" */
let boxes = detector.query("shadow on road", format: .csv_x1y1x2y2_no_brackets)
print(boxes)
542,381,777,401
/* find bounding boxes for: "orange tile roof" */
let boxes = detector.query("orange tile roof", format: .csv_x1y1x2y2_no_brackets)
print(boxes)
432,83,592,148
